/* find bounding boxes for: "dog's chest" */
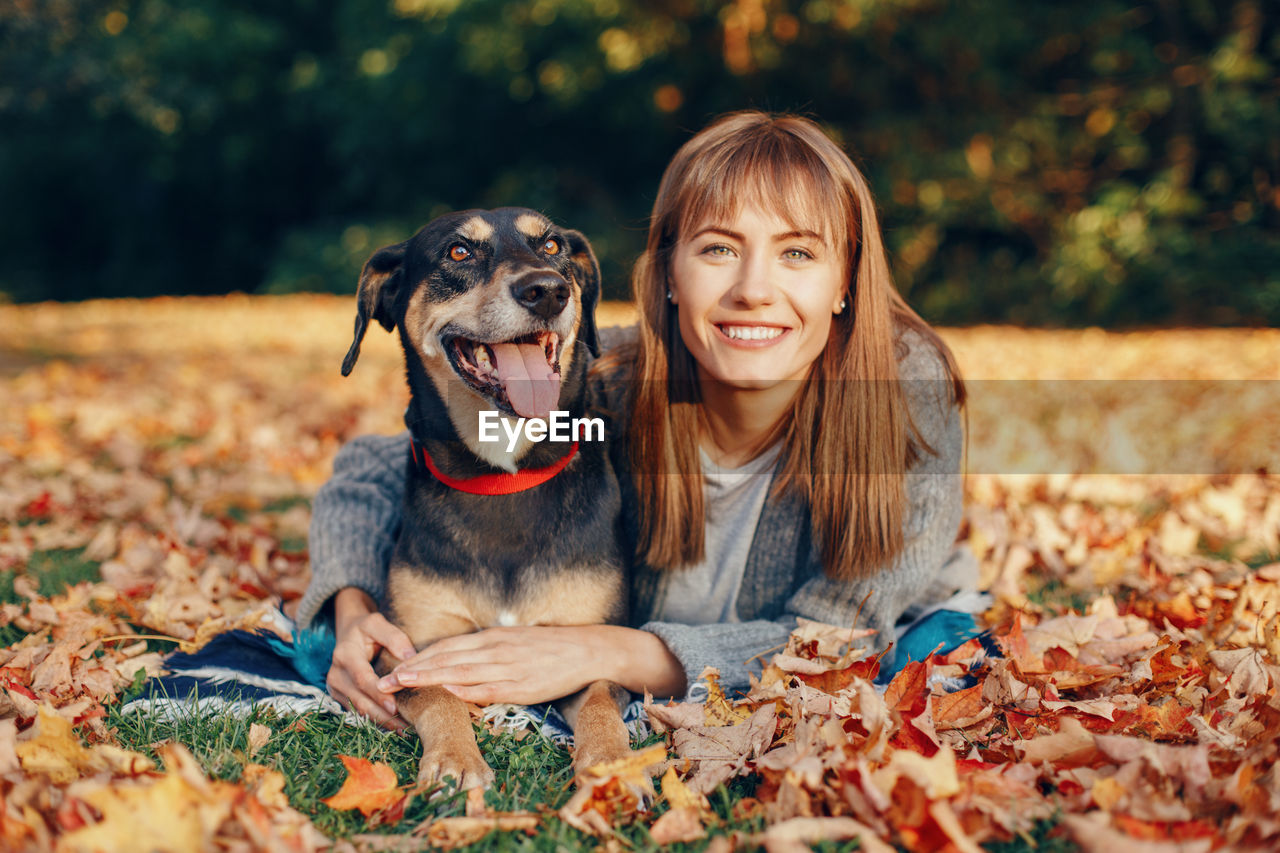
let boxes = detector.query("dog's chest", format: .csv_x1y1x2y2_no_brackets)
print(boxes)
387,457,625,648
386,563,624,648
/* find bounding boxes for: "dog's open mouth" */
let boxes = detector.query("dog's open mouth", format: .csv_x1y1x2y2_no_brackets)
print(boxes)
448,331,561,420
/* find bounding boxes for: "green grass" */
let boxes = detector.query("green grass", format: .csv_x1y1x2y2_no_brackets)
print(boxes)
1246,550,1280,570
104,698,700,849
104,691,1072,851
984,816,1075,853
0,548,101,604
223,495,312,525
1023,576,1095,615
0,547,103,646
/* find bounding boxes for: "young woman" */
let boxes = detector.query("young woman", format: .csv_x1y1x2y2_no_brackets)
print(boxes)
296,111,972,730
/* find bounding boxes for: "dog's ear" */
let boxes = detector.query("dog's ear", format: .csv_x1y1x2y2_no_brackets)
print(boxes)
562,229,601,357
342,240,408,376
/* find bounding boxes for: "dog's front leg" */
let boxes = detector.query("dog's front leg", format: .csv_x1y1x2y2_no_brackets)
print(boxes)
559,680,653,805
375,650,494,791
397,684,496,791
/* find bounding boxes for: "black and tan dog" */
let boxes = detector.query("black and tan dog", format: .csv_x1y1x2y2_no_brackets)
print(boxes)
341,207,631,791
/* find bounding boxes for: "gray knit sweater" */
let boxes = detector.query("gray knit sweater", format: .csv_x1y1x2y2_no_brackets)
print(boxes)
297,329,969,697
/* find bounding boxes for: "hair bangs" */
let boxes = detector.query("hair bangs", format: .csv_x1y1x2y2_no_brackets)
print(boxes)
675,128,847,257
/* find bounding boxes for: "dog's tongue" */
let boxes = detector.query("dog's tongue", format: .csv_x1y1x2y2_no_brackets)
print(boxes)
490,342,560,419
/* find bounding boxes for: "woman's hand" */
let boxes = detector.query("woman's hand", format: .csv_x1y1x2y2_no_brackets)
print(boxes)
376,624,687,705
327,587,419,731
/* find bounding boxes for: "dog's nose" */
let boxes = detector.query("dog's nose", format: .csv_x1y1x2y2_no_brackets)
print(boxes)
511,274,570,320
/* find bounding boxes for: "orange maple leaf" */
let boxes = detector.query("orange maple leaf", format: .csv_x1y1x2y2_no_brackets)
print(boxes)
797,658,881,693
1113,814,1218,842
932,684,988,729
320,755,404,817
995,613,1030,664
883,660,929,714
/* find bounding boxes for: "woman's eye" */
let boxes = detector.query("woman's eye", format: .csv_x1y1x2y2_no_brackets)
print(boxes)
542,237,561,255
704,244,733,256
449,244,471,262
783,248,813,261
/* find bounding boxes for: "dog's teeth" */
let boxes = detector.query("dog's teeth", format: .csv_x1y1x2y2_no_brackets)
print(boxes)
475,345,493,371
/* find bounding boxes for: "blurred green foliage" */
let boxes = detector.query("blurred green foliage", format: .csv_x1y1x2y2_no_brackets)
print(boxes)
2,0,1276,325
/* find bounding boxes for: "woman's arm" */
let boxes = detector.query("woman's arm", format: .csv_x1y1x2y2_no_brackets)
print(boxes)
378,623,687,704
298,432,416,726
296,432,409,628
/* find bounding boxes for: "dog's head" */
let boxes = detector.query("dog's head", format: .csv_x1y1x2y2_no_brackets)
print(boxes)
342,208,601,455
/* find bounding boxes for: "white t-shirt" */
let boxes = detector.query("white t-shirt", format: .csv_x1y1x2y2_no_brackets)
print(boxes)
654,443,783,625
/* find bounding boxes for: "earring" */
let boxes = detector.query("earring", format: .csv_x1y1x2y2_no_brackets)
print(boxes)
666,290,675,303
839,298,848,312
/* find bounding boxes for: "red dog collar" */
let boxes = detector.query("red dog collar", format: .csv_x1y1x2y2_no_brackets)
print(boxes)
410,439,579,495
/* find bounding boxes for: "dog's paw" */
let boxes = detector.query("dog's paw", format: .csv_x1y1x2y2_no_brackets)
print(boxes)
572,768,656,812
572,749,657,812
625,775,656,812
418,747,495,792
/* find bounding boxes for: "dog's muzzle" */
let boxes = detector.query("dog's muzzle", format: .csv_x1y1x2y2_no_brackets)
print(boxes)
449,330,562,419
510,273,570,321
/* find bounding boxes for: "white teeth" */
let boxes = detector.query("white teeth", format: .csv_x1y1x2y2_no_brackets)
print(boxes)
721,325,785,341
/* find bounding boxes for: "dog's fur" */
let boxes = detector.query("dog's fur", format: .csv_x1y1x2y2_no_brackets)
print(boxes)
342,208,632,791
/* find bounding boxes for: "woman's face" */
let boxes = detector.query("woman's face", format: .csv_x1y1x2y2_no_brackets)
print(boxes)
669,203,847,393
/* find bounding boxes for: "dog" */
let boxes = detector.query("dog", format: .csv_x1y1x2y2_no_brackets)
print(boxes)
340,207,633,792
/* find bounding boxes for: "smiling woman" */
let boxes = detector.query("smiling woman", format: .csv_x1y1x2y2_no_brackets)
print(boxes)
627,112,965,577
670,205,846,392
298,111,976,737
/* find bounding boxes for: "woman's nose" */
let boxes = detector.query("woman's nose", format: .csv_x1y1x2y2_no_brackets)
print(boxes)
728,253,777,307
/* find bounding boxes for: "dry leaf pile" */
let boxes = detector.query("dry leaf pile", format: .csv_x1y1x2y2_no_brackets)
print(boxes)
625,471,1280,851
2,706,326,851
1,296,1277,850
626,471,1280,851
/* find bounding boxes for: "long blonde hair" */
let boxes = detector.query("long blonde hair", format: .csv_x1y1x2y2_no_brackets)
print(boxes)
627,111,965,580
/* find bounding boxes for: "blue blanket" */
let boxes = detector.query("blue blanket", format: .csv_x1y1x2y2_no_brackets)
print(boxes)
119,621,648,742
122,596,994,739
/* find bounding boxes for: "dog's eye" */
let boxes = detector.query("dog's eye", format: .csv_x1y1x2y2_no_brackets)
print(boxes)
449,244,471,262
542,237,561,256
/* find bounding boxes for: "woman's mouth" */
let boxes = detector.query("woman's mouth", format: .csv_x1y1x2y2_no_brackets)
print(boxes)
716,324,788,344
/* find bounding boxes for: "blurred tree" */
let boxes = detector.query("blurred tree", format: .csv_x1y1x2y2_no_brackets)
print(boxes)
1,0,1276,325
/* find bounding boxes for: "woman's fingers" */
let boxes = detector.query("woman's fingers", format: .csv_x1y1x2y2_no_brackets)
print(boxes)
393,630,502,670
327,663,406,730
381,659,514,691
355,661,399,714
325,590,415,731
332,657,394,716
385,637,499,679
331,629,401,717
371,625,619,705
361,613,418,663
382,633,532,689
